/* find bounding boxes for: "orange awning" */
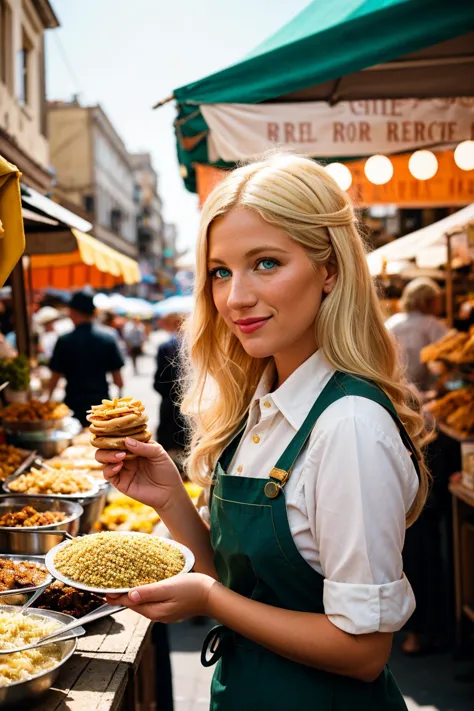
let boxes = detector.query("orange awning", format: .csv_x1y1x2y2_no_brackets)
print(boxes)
0,156,25,286
29,229,141,289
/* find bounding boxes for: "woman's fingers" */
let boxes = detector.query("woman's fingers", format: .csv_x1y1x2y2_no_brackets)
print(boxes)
125,438,166,461
95,449,126,464
103,462,124,479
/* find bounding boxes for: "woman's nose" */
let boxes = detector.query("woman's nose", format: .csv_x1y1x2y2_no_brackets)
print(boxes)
226,276,258,311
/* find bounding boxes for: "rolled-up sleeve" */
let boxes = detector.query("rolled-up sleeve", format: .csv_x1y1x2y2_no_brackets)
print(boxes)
308,402,418,634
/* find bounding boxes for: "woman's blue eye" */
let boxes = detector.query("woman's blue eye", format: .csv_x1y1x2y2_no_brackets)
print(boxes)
257,259,278,271
210,267,231,279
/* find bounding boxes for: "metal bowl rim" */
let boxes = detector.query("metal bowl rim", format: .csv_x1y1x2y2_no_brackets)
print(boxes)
46,532,195,594
0,496,84,530
0,606,78,688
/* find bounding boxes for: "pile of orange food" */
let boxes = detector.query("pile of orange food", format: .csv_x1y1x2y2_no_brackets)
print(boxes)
0,400,69,422
0,444,25,481
0,506,66,528
421,327,474,364
425,386,474,437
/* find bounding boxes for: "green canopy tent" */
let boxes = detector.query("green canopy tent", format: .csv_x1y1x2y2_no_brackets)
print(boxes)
159,0,474,192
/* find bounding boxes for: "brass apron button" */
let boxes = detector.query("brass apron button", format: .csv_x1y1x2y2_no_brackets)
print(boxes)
264,481,281,499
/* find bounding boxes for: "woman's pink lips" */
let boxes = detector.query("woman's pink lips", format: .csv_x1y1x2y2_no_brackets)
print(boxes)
235,317,271,334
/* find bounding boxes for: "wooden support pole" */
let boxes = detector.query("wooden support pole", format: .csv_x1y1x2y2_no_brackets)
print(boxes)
446,231,453,328
10,259,31,357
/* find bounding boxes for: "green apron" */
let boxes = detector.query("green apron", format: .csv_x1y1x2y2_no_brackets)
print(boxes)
202,372,419,711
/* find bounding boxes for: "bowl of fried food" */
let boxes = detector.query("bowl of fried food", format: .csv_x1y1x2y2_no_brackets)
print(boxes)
0,606,81,708
0,401,71,432
3,467,99,499
0,445,35,484
0,498,83,555
46,531,194,594
88,397,151,460
0,555,53,605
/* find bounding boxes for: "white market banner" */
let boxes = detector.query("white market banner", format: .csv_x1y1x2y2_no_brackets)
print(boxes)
201,98,474,162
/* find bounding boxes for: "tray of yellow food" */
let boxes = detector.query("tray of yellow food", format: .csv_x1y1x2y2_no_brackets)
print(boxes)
94,494,160,534
0,445,36,483
0,401,71,432
45,531,194,594
3,467,100,499
421,327,474,365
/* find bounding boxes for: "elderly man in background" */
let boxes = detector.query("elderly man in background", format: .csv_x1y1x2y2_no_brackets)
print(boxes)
386,277,448,393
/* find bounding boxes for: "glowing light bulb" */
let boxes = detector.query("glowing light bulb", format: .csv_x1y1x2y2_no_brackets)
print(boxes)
408,150,438,180
364,155,393,185
454,141,474,171
325,162,352,191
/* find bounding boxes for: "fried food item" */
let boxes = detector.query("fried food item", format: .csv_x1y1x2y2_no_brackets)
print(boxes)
37,581,104,618
426,386,474,436
54,531,185,589
0,505,66,528
421,327,474,364
0,559,48,591
0,444,26,482
8,468,94,495
0,400,69,422
88,397,149,459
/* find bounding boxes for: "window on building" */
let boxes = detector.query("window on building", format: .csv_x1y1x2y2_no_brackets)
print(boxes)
16,28,32,105
110,207,122,233
83,195,95,215
0,0,13,92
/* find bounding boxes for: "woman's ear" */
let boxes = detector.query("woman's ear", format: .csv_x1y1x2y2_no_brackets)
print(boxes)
323,261,338,294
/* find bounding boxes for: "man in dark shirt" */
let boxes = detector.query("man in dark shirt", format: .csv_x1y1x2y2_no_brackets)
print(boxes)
48,291,124,426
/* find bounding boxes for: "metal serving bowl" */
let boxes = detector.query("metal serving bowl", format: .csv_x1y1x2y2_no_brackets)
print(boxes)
0,554,53,606
0,497,83,555
0,608,78,709
74,489,107,534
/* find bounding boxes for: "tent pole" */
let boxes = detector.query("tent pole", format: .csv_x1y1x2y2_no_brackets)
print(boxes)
11,259,31,358
446,231,453,328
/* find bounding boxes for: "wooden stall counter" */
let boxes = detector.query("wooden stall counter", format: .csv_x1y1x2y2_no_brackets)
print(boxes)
36,608,155,711
449,480,474,650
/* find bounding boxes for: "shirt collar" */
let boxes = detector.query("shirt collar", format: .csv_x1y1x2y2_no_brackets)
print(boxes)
252,350,335,430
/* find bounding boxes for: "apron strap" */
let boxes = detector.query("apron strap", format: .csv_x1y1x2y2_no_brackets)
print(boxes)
270,372,421,486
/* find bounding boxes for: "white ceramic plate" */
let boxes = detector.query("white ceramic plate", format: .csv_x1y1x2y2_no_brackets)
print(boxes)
45,532,195,595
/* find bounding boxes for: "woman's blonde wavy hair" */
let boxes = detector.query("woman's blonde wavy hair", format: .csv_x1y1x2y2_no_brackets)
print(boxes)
182,153,431,526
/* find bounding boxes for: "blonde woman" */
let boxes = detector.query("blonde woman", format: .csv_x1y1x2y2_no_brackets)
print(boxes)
98,154,430,711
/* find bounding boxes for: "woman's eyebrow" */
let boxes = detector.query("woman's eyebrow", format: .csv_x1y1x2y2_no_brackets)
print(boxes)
208,246,288,265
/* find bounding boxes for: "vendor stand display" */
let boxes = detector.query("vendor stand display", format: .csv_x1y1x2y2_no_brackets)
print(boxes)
420,329,474,650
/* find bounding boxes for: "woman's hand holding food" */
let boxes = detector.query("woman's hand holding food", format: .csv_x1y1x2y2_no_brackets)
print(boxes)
95,438,184,512
106,572,217,623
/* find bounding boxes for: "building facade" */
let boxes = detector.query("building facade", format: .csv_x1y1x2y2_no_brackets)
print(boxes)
130,152,165,272
48,100,138,258
0,0,58,191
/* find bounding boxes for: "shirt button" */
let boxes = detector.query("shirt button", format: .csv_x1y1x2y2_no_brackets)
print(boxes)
263,401,271,408
252,435,260,444
236,465,243,473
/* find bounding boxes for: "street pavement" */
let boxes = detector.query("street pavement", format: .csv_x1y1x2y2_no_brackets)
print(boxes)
125,334,473,711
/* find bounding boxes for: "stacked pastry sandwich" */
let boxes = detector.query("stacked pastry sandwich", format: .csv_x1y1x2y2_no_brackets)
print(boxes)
88,397,151,459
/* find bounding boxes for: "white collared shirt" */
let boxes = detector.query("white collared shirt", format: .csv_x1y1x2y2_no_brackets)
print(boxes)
216,350,419,635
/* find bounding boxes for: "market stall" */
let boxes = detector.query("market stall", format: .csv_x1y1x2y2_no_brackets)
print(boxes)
0,394,200,710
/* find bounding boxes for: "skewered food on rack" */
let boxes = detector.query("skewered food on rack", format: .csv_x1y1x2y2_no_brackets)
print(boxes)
36,581,104,618
0,558,48,590
8,468,94,496
0,445,26,482
88,397,151,460
0,400,70,422
0,506,66,528
421,327,474,364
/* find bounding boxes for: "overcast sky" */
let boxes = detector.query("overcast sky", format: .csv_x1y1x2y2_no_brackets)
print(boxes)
46,0,311,253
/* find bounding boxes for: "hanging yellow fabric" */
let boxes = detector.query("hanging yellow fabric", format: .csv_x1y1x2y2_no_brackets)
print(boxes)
0,156,25,287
